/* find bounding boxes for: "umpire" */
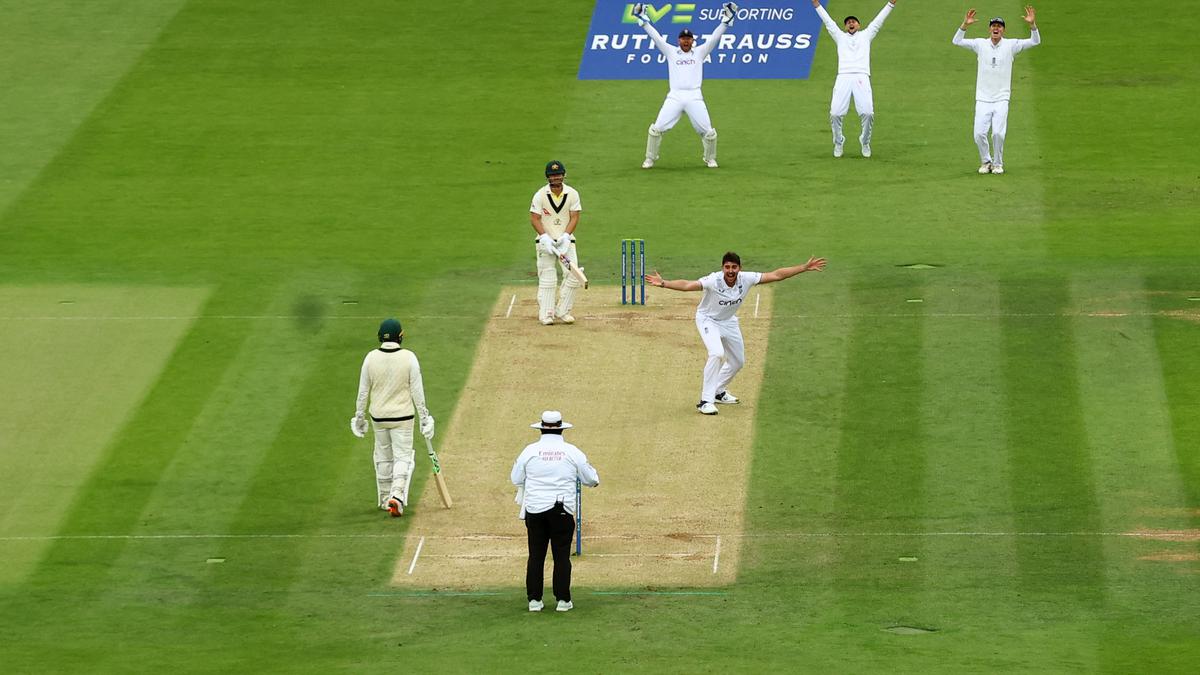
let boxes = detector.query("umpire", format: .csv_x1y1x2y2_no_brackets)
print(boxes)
511,411,600,613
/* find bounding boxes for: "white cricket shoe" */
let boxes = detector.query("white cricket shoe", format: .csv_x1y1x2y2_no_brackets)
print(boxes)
705,159,719,168
557,314,575,324
641,158,654,169
697,401,718,415
978,162,992,174
714,391,740,405
861,144,872,158
386,497,403,518
529,599,544,612
556,600,573,612
540,316,554,326
991,164,1004,175
833,142,844,158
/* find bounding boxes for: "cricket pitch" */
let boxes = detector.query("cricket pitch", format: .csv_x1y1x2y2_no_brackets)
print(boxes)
391,284,774,588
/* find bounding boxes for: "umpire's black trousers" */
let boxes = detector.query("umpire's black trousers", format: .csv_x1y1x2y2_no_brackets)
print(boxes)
525,502,575,602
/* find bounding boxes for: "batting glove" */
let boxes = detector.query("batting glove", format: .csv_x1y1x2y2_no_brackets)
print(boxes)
538,232,556,256
350,414,367,438
554,233,571,252
420,415,435,440
721,2,738,26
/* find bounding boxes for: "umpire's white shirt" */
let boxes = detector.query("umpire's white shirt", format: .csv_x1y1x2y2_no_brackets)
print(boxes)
953,29,1041,102
641,21,729,91
696,271,763,322
512,435,599,516
815,1,894,75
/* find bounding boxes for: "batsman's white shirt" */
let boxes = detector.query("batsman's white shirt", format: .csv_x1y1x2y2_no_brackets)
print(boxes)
356,343,430,423
529,183,582,240
511,434,599,517
953,29,1041,102
696,271,763,322
815,1,894,75
641,21,729,91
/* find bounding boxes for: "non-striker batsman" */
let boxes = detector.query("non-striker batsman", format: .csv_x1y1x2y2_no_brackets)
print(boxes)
351,318,435,517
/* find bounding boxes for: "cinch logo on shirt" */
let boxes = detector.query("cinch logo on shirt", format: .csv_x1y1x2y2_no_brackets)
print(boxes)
676,58,697,65
718,298,743,306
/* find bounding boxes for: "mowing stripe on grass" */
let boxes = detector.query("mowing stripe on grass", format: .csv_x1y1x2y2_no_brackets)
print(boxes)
833,274,927,605
0,0,188,219
1001,278,1106,601
0,284,209,585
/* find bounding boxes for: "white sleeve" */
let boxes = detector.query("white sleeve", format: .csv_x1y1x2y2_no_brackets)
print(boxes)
641,21,672,55
511,451,529,486
693,21,728,61
355,356,370,415
529,190,541,214
864,1,894,39
952,29,975,51
408,354,430,419
574,450,600,487
814,4,841,39
1013,29,1040,54
570,189,581,213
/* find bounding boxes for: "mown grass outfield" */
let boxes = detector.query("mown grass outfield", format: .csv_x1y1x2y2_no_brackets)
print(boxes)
1,0,1197,671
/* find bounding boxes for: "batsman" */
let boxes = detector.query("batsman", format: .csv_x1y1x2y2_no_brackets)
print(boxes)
351,318,436,517
529,160,584,325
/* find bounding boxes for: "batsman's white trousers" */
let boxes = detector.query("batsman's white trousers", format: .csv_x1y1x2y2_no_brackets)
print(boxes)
973,99,1010,165
534,241,583,320
372,421,416,507
652,89,713,135
696,314,746,403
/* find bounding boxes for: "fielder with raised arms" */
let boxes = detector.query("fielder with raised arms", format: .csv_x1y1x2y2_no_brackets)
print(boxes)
529,160,583,325
350,318,435,517
811,0,898,158
645,252,827,415
952,7,1040,174
633,1,738,169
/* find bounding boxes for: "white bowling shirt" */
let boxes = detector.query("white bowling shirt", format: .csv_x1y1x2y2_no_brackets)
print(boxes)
641,21,729,92
953,28,1041,102
695,270,763,322
815,1,895,76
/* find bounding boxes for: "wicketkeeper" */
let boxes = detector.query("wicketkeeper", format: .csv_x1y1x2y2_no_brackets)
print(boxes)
529,160,583,325
351,318,435,517
633,2,738,169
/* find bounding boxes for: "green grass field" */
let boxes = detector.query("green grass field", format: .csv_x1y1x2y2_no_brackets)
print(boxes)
2,0,1197,671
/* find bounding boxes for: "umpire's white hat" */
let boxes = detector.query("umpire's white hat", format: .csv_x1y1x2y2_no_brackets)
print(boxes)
531,410,573,430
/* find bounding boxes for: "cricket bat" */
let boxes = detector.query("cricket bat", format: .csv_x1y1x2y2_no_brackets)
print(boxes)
422,435,453,508
559,253,588,289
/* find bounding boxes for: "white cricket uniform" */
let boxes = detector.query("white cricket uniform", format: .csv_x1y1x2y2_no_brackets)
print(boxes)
511,434,600,517
953,28,1041,166
356,342,431,508
640,21,729,163
530,183,584,320
695,270,763,403
815,2,894,147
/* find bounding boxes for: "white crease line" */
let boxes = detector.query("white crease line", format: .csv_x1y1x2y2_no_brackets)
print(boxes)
0,531,1160,542
753,294,760,319
504,294,516,318
421,552,705,559
0,311,1177,321
406,536,425,575
713,535,722,574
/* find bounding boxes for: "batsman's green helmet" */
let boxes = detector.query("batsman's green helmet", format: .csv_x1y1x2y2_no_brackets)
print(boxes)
545,160,566,177
378,318,403,343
